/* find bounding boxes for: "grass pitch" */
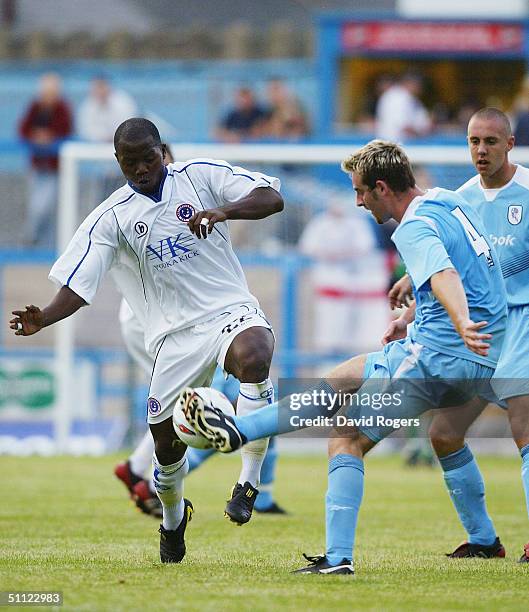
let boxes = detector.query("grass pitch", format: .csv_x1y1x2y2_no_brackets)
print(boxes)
0,452,527,611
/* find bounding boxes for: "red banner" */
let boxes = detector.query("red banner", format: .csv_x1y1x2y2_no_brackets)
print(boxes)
341,22,524,53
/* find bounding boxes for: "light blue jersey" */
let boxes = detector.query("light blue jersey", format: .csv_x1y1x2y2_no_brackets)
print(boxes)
458,165,529,307
392,188,507,368
459,166,529,399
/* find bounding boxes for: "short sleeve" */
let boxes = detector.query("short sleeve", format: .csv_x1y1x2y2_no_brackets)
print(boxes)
392,217,454,290
49,208,118,304
186,159,280,205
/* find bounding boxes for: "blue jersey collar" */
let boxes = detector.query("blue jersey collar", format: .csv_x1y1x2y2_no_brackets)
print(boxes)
128,167,168,202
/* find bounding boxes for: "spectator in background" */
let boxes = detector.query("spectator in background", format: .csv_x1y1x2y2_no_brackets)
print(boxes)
78,76,138,142
375,72,431,142
263,78,309,139
78,76,139,199
216,87,267,142
19,73,72,248
298,200,388,357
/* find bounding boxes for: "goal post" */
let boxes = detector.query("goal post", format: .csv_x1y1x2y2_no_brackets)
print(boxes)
54,141,529,452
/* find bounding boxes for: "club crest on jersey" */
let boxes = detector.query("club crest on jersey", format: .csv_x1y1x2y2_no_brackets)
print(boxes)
148,397,162,416
176,203,195,222
135,221,148,237
508,205,523,225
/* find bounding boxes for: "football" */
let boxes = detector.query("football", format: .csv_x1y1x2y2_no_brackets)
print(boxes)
172,386,235,449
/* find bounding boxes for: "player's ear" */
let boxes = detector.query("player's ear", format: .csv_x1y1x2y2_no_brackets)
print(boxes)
161,143,168,161
507,135,515,152
375,179,387,195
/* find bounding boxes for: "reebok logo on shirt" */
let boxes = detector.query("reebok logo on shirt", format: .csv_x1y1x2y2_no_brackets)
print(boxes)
489,234,516,247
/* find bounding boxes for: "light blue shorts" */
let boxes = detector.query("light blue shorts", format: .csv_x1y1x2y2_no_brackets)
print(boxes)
350,337,494,443
492,305,529,401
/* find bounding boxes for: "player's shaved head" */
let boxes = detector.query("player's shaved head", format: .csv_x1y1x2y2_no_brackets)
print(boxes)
469,108,512,137
467,107,515,188
114,117,162,150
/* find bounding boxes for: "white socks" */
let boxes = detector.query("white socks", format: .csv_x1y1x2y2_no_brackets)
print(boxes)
129,430,155,477
237,379,273,487
152,453,189,530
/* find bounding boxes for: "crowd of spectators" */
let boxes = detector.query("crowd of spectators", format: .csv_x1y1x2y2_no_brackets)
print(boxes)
18,67,529,251
17,73,309,248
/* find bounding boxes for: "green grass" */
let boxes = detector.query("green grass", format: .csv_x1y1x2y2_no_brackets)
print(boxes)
0,453,527,611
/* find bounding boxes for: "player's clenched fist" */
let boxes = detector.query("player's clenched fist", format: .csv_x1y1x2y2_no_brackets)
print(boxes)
10,305,45,336
188,209,228,239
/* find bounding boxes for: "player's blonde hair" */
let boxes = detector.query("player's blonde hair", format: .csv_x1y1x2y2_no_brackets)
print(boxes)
341,140,415,193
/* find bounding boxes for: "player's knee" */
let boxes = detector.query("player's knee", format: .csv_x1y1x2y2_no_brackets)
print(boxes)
231,342,272,381
150,418,186,464
507,401,529,449
328,431,366,458
428,424,464,457
225,328,273,381
329,436,353,457
509,420,529,450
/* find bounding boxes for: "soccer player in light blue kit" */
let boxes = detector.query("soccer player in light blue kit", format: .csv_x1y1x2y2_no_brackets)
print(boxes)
182,140,508,574
389,108,529,563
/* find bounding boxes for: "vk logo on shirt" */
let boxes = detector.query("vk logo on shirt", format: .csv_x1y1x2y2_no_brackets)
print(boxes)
147,233,195,260
146,233,199,269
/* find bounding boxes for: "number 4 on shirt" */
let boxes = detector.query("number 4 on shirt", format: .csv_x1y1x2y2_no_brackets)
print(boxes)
451,206,494,268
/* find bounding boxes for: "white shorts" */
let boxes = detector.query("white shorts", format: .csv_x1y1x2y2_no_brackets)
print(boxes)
147,304,273,424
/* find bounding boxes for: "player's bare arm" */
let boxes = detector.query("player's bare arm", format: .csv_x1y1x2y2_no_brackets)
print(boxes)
430,268,492,357
10,286,86,336
387,273,413,310
382,302,416,345
188,186,284,238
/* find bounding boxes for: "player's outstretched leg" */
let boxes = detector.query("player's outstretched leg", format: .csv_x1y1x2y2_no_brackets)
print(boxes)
183,379,343,451
182,388,247,451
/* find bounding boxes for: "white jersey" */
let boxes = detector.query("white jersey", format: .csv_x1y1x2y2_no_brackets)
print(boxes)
50,159,280,354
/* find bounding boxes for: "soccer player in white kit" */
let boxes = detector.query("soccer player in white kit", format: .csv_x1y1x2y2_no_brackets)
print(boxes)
9,118,284,563
115,298,287,518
